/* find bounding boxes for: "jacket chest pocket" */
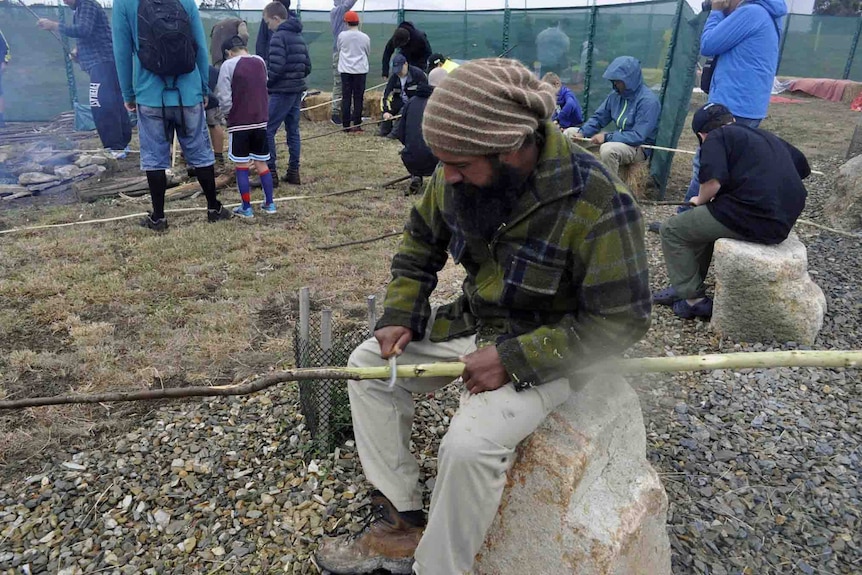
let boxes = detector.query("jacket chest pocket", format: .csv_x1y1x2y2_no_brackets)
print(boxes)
501,255,565,308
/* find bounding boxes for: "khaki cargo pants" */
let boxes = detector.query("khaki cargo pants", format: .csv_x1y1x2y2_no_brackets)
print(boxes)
347,309,572,574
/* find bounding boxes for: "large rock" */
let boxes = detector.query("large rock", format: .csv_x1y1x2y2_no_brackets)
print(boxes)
474,376,671,575
711,233,826,345
824,154,862,231
18,172,59,186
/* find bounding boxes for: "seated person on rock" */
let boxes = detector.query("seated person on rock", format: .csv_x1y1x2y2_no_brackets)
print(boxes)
565,56,660,177
542,72,583,130
653,103,810,320
395,67,447,195
379,53,427,138
314,58,651,575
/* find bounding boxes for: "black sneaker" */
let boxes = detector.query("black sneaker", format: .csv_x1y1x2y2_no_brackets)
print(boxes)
140,214,168,231
207,205,233,222
330,114,342,126
285,168,301,186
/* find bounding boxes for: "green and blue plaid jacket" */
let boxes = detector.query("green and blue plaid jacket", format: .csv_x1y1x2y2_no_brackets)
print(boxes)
378,124,651,390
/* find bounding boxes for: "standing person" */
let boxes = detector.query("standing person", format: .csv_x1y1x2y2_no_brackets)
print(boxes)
113,0,233,230
216,35,276,218
381,21,432,78
654,103,809,319
256,0,291,64
264,1,311,186
330,0,358,126
211,17,249,67
337,10,370,132
0,29,9,129
37,0,132,157
313,58,650,575
395,67,446,195
379,53,427,138
566,56,660,177
535,21,570,77
678,0,786,211
205,63,227,166
542,72,583,130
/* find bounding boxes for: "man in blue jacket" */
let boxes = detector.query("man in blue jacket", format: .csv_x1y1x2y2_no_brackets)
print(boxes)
678,0,786,210
113,0,233,230
566,56,660,177
264,1,311,186
37,0,132,157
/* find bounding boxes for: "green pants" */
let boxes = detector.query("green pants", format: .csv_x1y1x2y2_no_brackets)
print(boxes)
660,205,744,299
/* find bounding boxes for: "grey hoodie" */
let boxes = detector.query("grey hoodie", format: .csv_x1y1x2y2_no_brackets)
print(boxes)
330,0,358,52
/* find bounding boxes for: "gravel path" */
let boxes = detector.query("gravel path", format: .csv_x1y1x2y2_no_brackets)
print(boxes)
0,160,859,574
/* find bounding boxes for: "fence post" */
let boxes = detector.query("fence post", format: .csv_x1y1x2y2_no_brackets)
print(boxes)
502,0,511,55
366,295,377,335
57,1,78,110
777,13,790,76
397,0,405,25
658,0,685,119
299,287,310,368
463,0,469,60
583,3,599,117
844,15,862,80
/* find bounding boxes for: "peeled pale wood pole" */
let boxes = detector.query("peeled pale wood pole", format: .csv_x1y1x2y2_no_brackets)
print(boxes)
0,350,860,410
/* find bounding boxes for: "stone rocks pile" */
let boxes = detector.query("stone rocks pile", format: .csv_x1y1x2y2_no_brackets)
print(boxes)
0,146,116,201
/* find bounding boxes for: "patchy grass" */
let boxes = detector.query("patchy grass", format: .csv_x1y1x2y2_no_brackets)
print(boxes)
0,94,857,467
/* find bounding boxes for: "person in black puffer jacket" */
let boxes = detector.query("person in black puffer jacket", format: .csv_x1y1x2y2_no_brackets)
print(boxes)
395,68,447,195
263,1,311,186
381,21,432,78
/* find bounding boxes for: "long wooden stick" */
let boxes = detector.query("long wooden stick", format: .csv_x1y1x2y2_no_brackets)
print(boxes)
1,350,859,410
17,0,64,45
315,230,402,250
301,115,402,142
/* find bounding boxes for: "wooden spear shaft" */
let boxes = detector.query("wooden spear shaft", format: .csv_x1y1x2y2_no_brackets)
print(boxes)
0,350,859,410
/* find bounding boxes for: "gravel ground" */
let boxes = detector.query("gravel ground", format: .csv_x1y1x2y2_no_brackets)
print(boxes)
0,159,859,574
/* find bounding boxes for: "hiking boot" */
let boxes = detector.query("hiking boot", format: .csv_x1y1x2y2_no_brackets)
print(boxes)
406,176,423,196
139,214,167,232
284,168,301,186
207,205,233,222
672,296,714,320
314,490,425,575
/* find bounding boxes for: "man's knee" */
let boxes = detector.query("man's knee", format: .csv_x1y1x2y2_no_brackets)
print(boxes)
600,142,625,161
440,418,509,467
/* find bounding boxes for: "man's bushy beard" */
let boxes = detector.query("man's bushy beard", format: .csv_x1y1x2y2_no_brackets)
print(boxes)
451,157,530,241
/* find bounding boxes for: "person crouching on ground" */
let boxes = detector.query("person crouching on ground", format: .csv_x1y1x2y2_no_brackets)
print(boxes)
313,58,651,575
395,67,447,195
215,35,276,219
565,56,660,177
263,1,311,186
337,10,370,132
653,103,810,319
379,53,427,138
542,72,583,131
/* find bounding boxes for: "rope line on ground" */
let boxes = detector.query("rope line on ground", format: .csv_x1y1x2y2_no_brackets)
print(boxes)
0,175,410,236
300,115,402,142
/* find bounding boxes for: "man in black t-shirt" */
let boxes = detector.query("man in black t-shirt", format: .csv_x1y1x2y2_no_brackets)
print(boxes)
653,103,810,320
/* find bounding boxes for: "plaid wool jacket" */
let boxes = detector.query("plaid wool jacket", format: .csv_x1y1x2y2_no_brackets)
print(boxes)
377,124,652,390
59,0,116,73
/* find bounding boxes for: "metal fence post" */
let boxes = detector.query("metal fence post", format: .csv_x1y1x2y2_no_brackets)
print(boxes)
659,0,685,115
583,3,598,117
502,0,511,56
57,1,78,110
397,0,405,25
366,295,377,336
777,13,790,76
844,15,862,80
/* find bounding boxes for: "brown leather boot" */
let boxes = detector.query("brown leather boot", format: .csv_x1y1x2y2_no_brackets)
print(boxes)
314,490,425,574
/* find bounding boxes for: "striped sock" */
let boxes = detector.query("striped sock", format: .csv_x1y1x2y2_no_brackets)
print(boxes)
236,167,251,209
260,169,274,205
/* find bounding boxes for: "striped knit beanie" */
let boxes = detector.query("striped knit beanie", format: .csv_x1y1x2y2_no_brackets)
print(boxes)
423,58,556,156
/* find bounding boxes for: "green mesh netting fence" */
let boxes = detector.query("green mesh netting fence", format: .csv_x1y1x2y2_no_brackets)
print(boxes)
5,2,861,192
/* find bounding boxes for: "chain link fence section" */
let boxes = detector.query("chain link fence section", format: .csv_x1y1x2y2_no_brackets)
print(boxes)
293,294,375,452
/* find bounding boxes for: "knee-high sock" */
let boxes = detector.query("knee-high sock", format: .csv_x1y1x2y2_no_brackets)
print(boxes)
196,165,221,211
259,168,274,205
146,170,167,220
236,167,251,208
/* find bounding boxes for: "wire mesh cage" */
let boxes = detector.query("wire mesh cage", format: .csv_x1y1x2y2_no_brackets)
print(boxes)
293,298,373,453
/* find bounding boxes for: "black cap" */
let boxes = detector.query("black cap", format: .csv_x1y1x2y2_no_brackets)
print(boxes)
692,102,734,134
430,53,446,67
221,34,247,56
